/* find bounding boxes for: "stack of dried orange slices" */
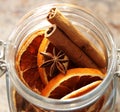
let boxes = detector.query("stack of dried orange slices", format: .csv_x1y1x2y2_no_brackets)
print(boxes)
15,29,105,99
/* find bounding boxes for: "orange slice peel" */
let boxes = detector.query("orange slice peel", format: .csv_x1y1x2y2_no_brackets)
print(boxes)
61,80,102,100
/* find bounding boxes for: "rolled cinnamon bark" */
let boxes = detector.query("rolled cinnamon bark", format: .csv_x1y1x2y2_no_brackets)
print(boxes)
47,8,106,68
45,24,98,68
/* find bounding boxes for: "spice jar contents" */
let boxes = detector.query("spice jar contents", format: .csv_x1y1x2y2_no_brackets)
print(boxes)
15,7,107,111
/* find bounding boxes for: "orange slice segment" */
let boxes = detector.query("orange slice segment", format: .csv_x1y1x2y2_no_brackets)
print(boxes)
41,68,105,99
61,80,102,100
15,30,45,92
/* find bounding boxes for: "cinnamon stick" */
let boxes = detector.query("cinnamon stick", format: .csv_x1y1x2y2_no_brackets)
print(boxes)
45,24,98,68
47,8,106,68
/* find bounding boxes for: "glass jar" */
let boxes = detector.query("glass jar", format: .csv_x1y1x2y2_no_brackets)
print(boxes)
0,3,120,112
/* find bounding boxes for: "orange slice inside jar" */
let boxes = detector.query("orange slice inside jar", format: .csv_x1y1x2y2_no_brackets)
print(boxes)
41,68,105,99
15,30,45,93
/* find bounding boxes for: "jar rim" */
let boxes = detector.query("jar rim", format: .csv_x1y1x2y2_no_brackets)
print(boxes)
6,3,117,111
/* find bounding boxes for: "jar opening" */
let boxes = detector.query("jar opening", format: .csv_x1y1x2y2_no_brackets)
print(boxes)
6,3,117,111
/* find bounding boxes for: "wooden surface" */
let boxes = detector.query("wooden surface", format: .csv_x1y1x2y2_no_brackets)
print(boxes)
0,0,120,112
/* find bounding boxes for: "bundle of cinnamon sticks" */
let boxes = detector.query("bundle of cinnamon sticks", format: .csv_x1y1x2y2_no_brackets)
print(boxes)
45,8,106,70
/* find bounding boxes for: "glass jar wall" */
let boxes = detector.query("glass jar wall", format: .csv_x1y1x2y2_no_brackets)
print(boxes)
5,3,117,112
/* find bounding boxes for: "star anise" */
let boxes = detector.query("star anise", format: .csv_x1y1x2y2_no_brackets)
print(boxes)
40,47,69,77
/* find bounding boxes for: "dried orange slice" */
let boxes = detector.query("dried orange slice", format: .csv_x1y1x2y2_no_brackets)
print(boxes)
41,68,105,99
37,37,50,85
61,80,102,100
15,30,45,92
37,37,69,85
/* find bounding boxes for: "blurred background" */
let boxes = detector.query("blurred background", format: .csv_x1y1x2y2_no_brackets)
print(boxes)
0,0,120,111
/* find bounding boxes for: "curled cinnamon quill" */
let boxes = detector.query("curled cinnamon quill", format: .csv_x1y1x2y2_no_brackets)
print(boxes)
45,24,98,68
